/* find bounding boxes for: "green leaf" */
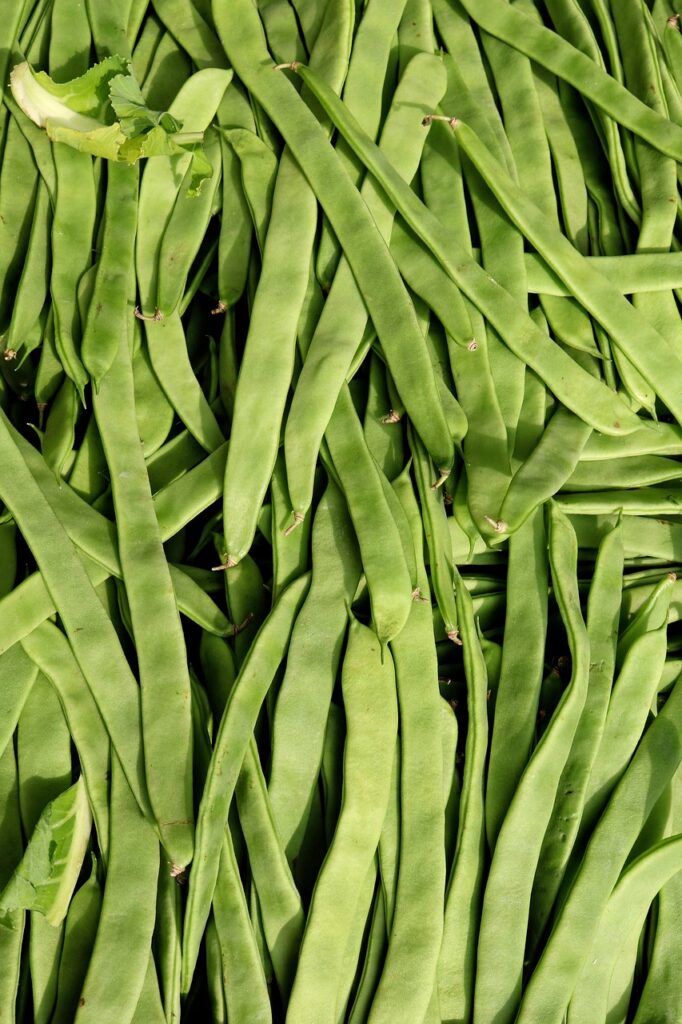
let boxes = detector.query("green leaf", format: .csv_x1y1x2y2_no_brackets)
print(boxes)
109,73,183,138
46,121,128,161
0,777,92,929
10,57,216,195
11,57,128,126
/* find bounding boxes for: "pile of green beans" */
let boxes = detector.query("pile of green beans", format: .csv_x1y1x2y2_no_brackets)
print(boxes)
3,0,682,1021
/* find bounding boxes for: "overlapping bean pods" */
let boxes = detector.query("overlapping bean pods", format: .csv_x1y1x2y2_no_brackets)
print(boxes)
2,0,682,1020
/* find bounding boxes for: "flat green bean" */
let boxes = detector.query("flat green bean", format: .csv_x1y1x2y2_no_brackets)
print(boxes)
292,63,640,437
285,618,398,1024
182,574,309,992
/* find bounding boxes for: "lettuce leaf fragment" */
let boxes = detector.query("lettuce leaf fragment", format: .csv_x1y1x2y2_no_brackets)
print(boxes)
0,777,92,929
10,58,214,195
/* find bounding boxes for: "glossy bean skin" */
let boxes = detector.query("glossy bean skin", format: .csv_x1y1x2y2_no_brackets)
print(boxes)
285,618,398,1024
181,574,310,992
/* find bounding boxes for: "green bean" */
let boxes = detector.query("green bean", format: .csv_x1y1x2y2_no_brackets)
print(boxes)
377,743,400,933
0,0,29,111
269,479,361,861
516,673,682,1024
475,505,589,1024
141,30,192,111
285,617,398,1024
41,379,79,483
0,116,39,338
0,643,37,761
131,14,163,83
146,428,204,492
542,0,641,226
348,884,386,1024
336,862,378,1022
438,575,489,1022
17,670,71,1024
93,287,195,866
6,181,51,361
431,0,514,173
451,118,682,424
293,63,640,437
617,571,675,668
326,385,412,645
410,431,458,640
21,622,110,857
441,741,461,898
568,833,682,1024
151,0,225,67
220,0,355,566
367,468,445,1024
136,68,232,313
565,454,682,489
316,0,409,289
485,510,549,845
218,3,458,470
473,30,547,452
225,129,278,252
75,755,159,1024
363,353,404,480
0,742,24,1019
213,833,273,1024
391,221,473,350
235,742,305,1001
580,421,682,460
496,408,593,535
51,857,102,1024
633,770,682,1023
182,573,309,992
145,312,225,453
558,489,682,516
586,626,668,828
0,409,150,819
130,958,166,1024
529,520,624,949
284,52,452,524
130,333,174,459
85,0,133,57
460,0,682,158
269,452,310,599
